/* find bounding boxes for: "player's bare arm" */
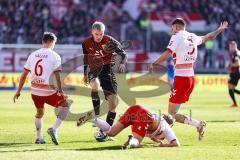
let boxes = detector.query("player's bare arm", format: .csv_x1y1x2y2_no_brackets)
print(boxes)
201,21,228,43
154,140,180,147
13,70,29,103
54,71,63,93
149,49,172,73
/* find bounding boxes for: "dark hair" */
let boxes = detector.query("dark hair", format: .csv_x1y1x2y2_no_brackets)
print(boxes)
163,114,174,125
171,18,186,27
42,32,57,43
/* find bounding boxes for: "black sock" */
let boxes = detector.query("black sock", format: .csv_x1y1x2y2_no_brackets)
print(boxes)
234,89,240,95
229,89,236,104
91,91,100,116
106,111,116,126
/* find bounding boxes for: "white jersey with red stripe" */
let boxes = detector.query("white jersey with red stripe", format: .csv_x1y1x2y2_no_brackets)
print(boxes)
166,30,202,77
146,117,178,143
24,48,62,96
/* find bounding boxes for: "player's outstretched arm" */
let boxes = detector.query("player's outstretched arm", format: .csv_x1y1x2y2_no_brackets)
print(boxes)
13,70,29,103
149,50,172,73
201,21,228,43
154,140,180,147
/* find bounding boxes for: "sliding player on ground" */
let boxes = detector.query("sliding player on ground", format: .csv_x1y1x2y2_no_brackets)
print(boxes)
93,104,180,149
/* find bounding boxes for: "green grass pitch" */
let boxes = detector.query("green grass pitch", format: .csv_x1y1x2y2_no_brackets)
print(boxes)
0,74,240,160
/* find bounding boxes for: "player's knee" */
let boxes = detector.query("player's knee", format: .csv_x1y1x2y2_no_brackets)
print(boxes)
108,95,118,105
90,81,99,91
228,83,235,89
59,100,70,108
36,109,44,118
91,85,99,91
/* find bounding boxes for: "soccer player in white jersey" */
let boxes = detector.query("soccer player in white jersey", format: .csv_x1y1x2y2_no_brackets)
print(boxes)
93,104,180,149
149,18,228,140
13,32,72,145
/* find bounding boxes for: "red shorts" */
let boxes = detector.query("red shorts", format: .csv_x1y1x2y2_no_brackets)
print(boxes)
31,91,67,109
169,76,195,104
119,105,154,137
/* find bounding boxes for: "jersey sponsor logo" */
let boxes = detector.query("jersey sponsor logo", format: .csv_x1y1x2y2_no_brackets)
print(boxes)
31,78,45,84
184,55,196,61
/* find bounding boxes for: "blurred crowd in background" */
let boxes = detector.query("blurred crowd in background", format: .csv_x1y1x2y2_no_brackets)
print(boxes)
0,0,238,69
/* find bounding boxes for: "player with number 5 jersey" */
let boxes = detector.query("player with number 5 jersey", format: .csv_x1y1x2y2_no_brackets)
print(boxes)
13,32,72,145
149,18,228,140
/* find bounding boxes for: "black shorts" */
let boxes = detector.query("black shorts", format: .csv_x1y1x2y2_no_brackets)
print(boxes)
88,64,117,98
229,73,240,86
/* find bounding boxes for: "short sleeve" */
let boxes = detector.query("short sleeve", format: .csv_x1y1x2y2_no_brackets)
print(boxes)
193,34,203,46
166,34,181,54
54,54,62,72
24,55,31,72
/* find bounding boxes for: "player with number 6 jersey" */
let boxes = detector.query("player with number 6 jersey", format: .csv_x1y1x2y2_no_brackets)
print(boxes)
13,32,72,145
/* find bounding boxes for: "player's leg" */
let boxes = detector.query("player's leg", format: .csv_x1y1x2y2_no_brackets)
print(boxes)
106,75,118,126
90,78,101,116
46,91,71,145
93,118,125,137
31,94,46,144
228,83,237,106
35,108,46,144
99,65,118,127
51,100,70,131
228,74,238,107
168,102,206,140
106,94,118,126
169,76,206,140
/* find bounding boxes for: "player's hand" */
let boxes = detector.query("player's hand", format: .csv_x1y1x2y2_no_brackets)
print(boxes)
118,64,126,73
148,63,154,74
218,21,228,30
83,75,89,86
13,91,20,103
58,89,66,96
154,141,163,147
226,64,232,71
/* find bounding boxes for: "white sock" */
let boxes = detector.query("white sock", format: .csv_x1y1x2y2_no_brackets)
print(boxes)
35,117,43,139
93,117,111,133
52,118,63,131
184,115,200,127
